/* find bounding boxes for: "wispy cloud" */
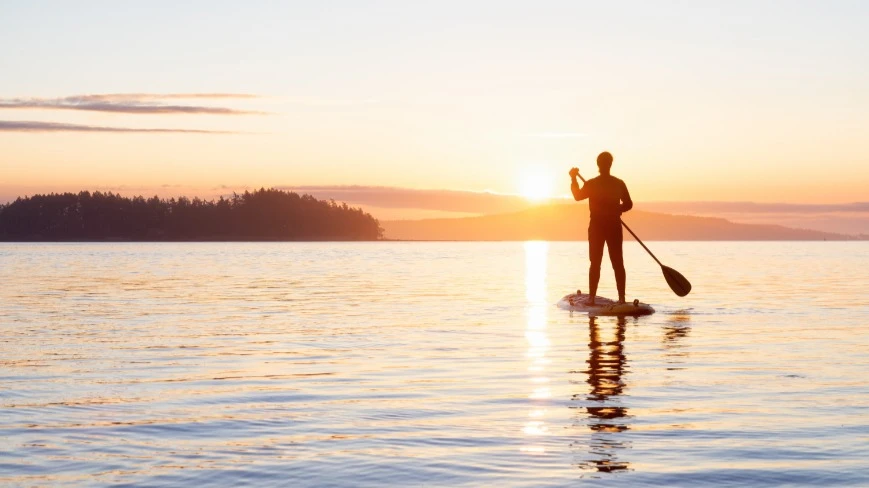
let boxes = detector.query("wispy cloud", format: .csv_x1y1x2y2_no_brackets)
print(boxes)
0,93,266,115
96,93,260,100
0,121,233,134
278,185,536,214
526,132,587,138
276,186,869,235
640,201,869,236
279,96,379,106
643,201,869,214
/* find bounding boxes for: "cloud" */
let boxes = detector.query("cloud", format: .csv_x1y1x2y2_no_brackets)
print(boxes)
280,96,379,106
0,93,266,115
0,120,233,134
526,132,587,138
94,93,260,100
276,186,869,235
278,185,537,214
642,201,869,214
641,201,869,235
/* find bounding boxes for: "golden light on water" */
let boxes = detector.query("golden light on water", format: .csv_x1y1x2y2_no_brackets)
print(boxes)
522,241,550,454
4,238,868,484
523,421,549,436
529,409,547,418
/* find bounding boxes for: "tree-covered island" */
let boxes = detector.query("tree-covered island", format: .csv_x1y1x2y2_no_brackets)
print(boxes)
0,188,382,241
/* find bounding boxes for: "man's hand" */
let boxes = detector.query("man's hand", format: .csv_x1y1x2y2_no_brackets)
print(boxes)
569,167,580,179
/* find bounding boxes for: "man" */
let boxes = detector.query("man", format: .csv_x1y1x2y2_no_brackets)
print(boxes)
569,151,633,305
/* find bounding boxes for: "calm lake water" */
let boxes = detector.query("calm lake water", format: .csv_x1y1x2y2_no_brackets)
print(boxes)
1,242,868,487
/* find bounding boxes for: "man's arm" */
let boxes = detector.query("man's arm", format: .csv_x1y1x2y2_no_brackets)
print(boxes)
620,181,633,213
569,168,589,201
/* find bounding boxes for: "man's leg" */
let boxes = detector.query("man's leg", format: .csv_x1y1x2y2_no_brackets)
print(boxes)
587,223,605,304
606,221,626,302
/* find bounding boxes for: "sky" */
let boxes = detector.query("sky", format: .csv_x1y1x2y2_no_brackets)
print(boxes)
1,0,868,206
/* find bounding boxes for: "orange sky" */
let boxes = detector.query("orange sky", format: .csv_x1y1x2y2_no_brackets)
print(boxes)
2,2,868,204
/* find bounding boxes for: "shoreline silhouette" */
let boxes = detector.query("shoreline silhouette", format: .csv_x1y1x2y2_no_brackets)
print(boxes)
382,204,864,241
3,189,866,242
0,188,383,241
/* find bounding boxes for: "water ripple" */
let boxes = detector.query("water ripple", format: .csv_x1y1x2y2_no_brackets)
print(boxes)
1,242,868,486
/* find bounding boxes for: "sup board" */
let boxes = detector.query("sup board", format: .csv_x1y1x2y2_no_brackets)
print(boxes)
557,290,654,316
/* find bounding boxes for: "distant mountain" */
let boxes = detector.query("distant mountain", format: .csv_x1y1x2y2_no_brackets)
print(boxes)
272,186,868,236
382,203,854,241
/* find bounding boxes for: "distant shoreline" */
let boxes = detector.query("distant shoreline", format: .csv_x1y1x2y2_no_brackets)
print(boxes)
0,237,382,243
381,204,866,241
0,189,384,241
1,238,865,243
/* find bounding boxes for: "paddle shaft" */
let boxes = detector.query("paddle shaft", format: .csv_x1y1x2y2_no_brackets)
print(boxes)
575,173,663,267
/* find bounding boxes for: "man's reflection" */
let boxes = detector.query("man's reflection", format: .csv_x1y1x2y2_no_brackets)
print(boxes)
572,316,631,473
571,312,693,475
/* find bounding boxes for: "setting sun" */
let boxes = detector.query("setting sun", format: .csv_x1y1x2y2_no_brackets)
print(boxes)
518,168,555,202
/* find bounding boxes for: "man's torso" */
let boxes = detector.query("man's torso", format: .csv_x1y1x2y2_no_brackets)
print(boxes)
586,175,627,223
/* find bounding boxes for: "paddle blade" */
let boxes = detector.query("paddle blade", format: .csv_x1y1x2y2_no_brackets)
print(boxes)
662,265,692,297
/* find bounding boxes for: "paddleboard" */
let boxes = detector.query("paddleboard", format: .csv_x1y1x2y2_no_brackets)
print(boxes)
557,290,655,316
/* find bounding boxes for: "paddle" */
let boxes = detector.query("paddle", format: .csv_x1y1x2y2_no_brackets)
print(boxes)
576,172,692,297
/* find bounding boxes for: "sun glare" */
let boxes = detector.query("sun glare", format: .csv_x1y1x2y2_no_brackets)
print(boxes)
518,169,555,202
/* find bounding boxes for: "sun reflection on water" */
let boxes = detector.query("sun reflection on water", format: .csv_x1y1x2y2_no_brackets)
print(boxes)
522,241,550,454
2,243,867,485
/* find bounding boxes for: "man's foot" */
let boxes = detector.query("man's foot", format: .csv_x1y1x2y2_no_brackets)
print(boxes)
583,298,596,306
617,297,626,304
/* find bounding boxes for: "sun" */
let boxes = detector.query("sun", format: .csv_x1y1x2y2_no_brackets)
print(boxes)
518,169,555,202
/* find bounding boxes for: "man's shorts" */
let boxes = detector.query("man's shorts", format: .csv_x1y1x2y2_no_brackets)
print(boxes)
588,218,624,268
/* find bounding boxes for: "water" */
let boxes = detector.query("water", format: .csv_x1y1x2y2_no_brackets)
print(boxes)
1,241,868,487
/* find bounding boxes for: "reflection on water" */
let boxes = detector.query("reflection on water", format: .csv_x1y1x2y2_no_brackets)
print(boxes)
522,242,550,454
571,312,694,475
2,242,868,486
663,312,692,370
573,316,632,473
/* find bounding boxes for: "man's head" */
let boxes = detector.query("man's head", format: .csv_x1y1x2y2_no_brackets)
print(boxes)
597,151,613,175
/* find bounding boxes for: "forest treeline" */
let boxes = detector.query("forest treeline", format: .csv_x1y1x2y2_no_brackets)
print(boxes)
0,188,383,241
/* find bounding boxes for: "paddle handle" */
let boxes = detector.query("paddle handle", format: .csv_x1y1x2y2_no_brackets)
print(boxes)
573,171,663,267
620,220,663,267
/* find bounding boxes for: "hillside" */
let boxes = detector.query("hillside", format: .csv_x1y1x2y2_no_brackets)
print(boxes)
382,203,852,241
0,189,383,241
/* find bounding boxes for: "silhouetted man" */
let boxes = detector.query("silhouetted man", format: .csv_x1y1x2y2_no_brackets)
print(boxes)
570,152,633,305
